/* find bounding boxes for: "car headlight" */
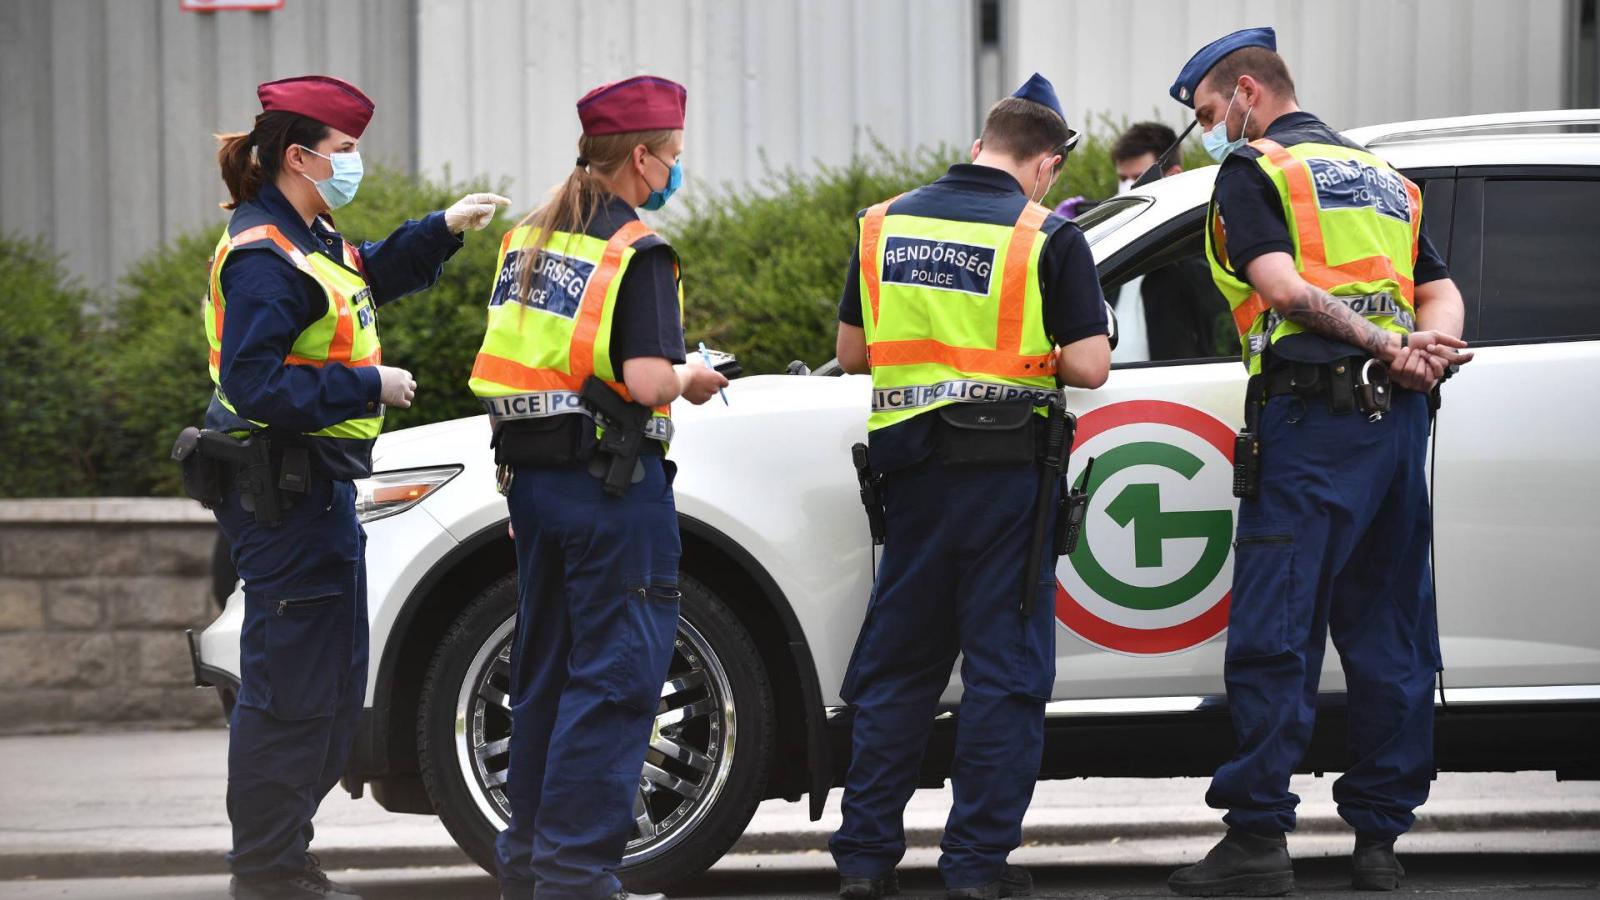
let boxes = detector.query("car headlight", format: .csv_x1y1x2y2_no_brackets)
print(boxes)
353,466,461,523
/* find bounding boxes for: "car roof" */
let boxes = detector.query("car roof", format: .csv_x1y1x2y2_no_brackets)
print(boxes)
1090,108,1600,261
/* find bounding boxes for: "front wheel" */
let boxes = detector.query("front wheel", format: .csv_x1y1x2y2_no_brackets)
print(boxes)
415,571,774,891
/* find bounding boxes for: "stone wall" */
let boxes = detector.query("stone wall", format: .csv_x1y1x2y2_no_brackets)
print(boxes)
0,499,226,734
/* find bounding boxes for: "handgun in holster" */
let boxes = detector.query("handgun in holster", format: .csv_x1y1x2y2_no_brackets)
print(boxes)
1233,374,1265,499
851,443,886,546
580,375,651,497
170,427,305,527
1021,394,1077,616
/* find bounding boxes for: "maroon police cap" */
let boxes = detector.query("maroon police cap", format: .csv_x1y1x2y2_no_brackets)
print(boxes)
576,75,687,136
257,75,375,137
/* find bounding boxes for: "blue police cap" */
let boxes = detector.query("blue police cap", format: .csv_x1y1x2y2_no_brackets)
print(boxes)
1169,26,1276,108
1012,72,1066,123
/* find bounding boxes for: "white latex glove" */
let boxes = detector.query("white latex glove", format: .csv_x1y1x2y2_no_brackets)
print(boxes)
376,365,416,409
445,192,511,233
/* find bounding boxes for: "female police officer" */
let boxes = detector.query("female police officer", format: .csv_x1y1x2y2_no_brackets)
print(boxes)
468,75,726,900
208,75,506,899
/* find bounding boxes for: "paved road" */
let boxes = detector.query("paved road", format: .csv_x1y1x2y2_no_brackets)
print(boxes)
3,836,1595,899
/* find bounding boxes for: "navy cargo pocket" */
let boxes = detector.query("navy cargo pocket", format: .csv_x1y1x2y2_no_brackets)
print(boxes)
1011,578,1058,700
262,593,346,720
608,579,681,714
1226,528,1295,661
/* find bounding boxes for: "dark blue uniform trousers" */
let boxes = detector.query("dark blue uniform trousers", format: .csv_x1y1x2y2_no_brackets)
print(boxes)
216,478,368,880
1209,390,1440,838
495,457,681,900
831,457,1058,890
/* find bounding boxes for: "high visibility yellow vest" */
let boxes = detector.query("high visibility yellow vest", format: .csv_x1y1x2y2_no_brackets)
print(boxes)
1206,138,1423,375
858,196,1059,432
469,221,678,442
204,223,383,439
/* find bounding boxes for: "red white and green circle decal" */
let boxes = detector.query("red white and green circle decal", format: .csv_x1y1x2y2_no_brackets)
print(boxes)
1055,400,1238,656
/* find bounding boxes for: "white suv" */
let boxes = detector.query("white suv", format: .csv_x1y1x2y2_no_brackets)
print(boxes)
192,110,1600,891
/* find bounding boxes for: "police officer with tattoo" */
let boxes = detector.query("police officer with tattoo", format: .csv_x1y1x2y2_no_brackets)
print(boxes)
1163,28,1475,896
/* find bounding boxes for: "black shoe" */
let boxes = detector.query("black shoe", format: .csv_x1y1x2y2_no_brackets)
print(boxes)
947,864,1033,899
1351,833,1405,891
840,869,899,898
230,870,362,899
1168,829,1294,897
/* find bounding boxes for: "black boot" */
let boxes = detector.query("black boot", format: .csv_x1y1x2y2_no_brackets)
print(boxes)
1351,833,1405,891
1168,829,1294,897
840,869,899,898
947,864,1033,899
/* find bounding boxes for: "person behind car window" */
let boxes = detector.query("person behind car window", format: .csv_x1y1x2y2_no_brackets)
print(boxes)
1164,27,1475,897
204,75,500,900
466,75,725,900
831,73,1111,900
1110,123,1233,362
1113,121,1185,192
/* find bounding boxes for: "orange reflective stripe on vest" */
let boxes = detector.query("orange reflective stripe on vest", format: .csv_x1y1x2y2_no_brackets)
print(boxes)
861,198,1056,375
1229,140,1420,337
860,196,899,328
468,219,666,412
210,224,360,366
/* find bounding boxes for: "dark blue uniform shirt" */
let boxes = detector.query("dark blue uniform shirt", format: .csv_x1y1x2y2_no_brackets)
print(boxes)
838,163,1109,470
1213,111,1450,364
212,181,462,479
586,194,687,371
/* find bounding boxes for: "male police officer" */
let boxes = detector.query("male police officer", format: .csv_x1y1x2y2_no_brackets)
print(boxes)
1164,29,1474,896
831,74,1111,900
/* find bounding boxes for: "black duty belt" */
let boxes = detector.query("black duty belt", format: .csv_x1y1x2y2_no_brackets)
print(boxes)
1262,356,1395,419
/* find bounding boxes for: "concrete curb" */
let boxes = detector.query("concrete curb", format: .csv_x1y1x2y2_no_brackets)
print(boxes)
4,810,1595,881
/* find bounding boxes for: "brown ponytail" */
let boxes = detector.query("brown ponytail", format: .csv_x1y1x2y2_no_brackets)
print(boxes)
214,110,331,210
215,131,260,210
514,128,678,303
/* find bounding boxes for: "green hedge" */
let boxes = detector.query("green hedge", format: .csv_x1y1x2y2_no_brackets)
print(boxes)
2,126,1210,497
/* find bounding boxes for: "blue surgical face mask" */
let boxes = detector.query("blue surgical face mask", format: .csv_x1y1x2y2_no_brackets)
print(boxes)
298,145,364,210
641,152,682,211
1201,85,1253,163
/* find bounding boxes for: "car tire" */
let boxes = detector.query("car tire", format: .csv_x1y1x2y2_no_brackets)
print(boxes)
416,569,775,891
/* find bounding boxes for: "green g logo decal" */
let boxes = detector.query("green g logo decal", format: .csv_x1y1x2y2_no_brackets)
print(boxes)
1055,401,1240,655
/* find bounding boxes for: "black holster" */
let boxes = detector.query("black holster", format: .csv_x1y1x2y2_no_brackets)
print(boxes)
579,376,652,497
170,427,307,526
851,443,886,545
1021,394,1077,616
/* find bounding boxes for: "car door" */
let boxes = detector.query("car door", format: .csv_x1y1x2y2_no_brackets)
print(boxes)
1431,168,1600,693
1049,204,1248,703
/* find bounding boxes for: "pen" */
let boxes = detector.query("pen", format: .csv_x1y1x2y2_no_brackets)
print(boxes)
699,341,729,406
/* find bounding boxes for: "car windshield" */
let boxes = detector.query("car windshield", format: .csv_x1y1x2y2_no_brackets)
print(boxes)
1074,196,1152,247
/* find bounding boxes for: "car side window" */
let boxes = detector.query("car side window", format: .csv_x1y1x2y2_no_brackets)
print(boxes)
1477,178,1600,342
1101,221,1235,366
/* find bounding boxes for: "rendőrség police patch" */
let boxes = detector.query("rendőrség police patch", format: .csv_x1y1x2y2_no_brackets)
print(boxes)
881,237,996,296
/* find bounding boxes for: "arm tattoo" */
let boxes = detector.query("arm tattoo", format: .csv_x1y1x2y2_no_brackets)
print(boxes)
1280,284,1396,357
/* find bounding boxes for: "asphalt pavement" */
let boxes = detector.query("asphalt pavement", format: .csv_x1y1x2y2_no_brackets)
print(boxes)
0,728,1596,897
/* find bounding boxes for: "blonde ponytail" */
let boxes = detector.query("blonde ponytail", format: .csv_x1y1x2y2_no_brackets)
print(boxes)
514,128,678,303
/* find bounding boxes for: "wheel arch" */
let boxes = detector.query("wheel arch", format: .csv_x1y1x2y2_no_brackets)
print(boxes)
363,512,833,821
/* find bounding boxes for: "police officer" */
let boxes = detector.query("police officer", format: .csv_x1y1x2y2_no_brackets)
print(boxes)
209,75,506,899
1163,29,1475,896
831,74,1111,900
468,75,726,900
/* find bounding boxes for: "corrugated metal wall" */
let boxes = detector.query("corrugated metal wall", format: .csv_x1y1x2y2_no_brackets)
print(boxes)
413,0,979,221
0,0,415,292
1006,0,1570,136
0,1,1577,291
